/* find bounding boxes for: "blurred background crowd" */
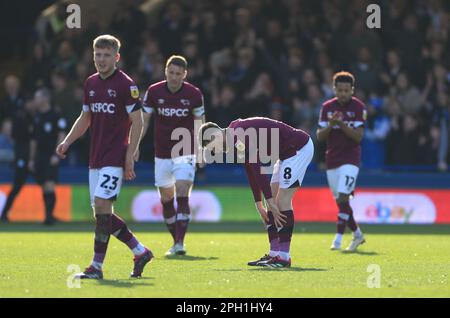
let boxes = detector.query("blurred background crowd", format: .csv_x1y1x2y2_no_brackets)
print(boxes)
0,0,449,171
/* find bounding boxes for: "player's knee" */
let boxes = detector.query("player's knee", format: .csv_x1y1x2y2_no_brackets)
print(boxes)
175,182,192,197
336,194,349,205
93,198,112,215
277,190,294,211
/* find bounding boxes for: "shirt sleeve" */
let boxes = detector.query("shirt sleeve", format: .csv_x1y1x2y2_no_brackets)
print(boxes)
82,80,90,112
318,105,328,128
192,90,205,117
123,79,142,113
142,89,154,114
354,104,367,128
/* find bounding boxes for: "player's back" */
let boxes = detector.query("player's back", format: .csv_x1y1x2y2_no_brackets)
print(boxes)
228,117,310,160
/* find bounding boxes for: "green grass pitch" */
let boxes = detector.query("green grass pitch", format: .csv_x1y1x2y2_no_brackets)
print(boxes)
1,222,449,298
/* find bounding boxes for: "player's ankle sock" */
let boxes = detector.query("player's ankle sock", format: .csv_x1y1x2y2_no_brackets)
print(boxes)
278,210,294,258
342,202,358,232
92,214,112,270
266,211,280,256
162,199,177,243
90,261,103,270
175,197,191,244
43,191,56,220
278,252,290,261
111,213,146,256
353,227,362,237
269,250,279,257
334,233,343,245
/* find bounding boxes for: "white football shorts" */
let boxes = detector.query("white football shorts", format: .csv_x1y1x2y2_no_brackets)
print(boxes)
270,138,314,188
89,166,124,206
326,164,359,199
154,155,196,188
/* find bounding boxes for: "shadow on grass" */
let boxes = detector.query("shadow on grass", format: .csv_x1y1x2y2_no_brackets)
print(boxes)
341,250,380,256
214,267,327,272
248,267,327,272
1,222,450,235
95,277,154,288
164,255,219,261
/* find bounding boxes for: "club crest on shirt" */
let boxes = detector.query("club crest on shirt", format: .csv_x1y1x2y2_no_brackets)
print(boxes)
89,90,95,97
130,85,139,99
180,99,190,106
108,89,117,97
158,98,165,104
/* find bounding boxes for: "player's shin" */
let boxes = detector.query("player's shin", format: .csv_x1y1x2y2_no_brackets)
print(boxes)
175,197,190,245
162,199,177,243
111,213,146,256
278,210,294,261
92,214,112,270
266,211,280,257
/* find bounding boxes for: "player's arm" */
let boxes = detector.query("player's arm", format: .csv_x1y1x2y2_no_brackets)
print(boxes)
245,162,286,227
125,109,144,180
337,123,364,143
141,89,153,138
316,111,340,142
193,94,206,166
56,110,91,159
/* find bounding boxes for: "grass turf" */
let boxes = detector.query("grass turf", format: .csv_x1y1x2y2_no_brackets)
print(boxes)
0,222,449,298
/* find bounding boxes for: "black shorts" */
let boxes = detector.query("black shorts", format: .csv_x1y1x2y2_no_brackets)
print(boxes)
34,157,59,184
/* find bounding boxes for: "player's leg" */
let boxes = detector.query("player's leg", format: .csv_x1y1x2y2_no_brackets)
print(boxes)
326,168,342,250
97,166,153,276
158,185,178,255
174,180,193,253
263,139,314,268
248,179,279,267
155,158,178,251
172,155,196,255
75,168,118,279
335,164,364,251
1,160,28,222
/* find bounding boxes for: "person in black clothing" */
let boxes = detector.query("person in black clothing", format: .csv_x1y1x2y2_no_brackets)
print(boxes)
0,97,34,222
28,88,67,225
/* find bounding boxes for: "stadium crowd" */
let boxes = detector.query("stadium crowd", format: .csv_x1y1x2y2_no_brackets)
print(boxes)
0,0,449,171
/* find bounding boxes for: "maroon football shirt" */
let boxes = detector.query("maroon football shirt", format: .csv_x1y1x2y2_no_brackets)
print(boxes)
82,69,141,169
318,96,367,169
228,117,310,202
143,81,204,159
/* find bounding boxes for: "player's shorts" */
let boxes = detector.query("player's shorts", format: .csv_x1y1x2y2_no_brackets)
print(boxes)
326,164,359,199
155,155,196,188
89,166,123,206
270,138,314,189
34,157,58,185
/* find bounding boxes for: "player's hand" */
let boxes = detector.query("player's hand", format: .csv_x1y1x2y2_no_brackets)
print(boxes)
255,201,269,223
266,198,286,228
56,141,69,159
330,111,343,126
124,155,136,180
